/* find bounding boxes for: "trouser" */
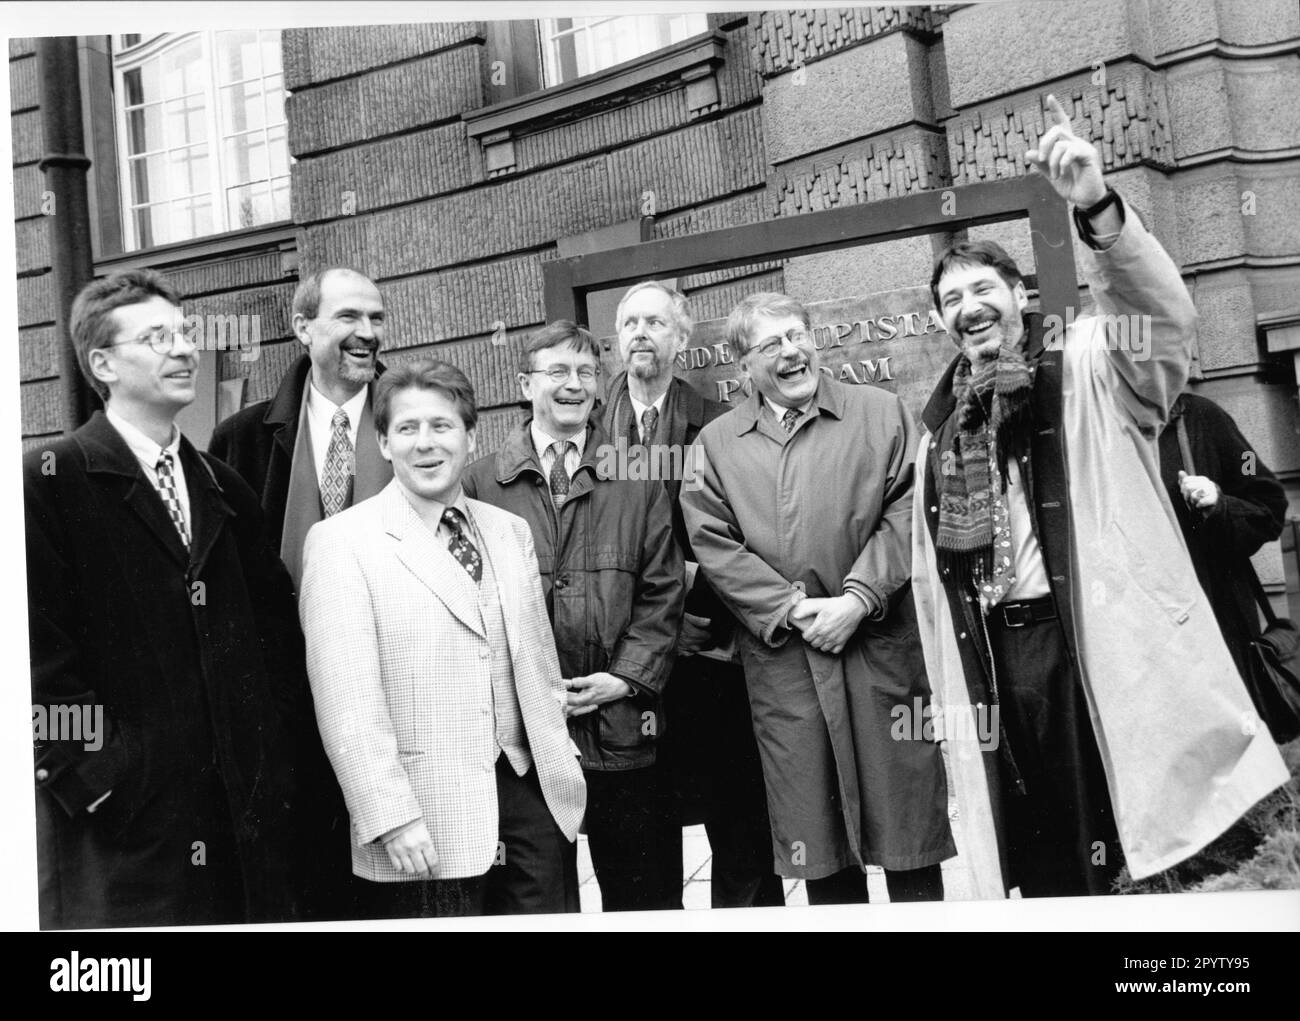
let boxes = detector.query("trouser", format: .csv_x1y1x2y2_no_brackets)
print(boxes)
805,863,944,906
660,656,785,909
355,755,579,918
985,596,1123,897
584,760,682,911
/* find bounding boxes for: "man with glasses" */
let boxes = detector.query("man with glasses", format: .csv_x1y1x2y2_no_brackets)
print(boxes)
463,320,686,911
25,269,306,927
680,293,955,906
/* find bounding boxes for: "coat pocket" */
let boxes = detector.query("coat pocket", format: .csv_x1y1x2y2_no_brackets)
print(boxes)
1106,517,1195,627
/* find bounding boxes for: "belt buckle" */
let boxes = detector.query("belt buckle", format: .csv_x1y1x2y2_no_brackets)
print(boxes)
1003,603,1030,628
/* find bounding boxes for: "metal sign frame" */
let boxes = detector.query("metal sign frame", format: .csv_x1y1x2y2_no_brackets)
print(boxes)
542,173,1078,327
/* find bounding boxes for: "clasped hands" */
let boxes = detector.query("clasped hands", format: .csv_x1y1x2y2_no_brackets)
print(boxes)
563,671,633,717
789,594,868,656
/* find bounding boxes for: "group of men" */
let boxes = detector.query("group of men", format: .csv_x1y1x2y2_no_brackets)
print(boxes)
27,96,1289,927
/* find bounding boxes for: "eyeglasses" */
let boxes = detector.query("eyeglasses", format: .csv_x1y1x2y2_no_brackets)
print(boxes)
104,325,190,356
527,365,600,383
746,328,811,360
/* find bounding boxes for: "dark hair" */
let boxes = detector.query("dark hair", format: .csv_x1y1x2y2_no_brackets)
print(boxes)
373,358,478,434
71,268,182,400
292,266,374,321
726,292,811,360
519,320,602,374
929,240,1024,310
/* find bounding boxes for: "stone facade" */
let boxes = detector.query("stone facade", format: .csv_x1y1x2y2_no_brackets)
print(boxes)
11,4,1300,564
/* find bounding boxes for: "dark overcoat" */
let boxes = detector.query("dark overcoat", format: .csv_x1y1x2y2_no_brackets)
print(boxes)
26,412,306,928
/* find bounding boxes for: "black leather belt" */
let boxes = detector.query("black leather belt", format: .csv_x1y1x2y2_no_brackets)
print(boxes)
995,596,1057,629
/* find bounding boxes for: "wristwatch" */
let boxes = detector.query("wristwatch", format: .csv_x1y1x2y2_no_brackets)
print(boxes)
1072,186,1124,245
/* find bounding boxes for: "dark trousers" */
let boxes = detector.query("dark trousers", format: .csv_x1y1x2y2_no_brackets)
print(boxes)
355,755,578,919
986,601,1122,897
660,656,784,908
805,864,944,906
585,761,682,911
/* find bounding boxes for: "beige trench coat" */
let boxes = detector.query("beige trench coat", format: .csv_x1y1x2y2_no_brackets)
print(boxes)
912,197,1289,889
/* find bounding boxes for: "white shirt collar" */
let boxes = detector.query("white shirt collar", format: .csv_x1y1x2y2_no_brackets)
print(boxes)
105,404,180,468
628,389,668,423
530,420,587,465
761,393,815,418
307,379,368,428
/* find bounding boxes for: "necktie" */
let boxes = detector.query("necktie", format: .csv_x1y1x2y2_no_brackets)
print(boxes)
781,407,803,435
548,440,572,509
640,405,659,444
155,451,190,551
321,408,353,517
442,507,482,583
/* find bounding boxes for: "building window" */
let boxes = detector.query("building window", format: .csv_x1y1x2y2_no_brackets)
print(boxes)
113,30,290,251
538,13,709,87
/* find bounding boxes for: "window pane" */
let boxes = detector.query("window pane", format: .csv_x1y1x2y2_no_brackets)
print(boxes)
219,80,266,135
167,145,209,197
226,181,272,229
163,95,207,147
540,13,709,86
216,29,261,84
267,125,288,177
126,103,163,155
260,31,282,75
224,132,269,186
270,175,290,221
123,67,144,107
161,37,203,97
169,198,214,242
264,74,285,125
128,153,166,205
133,203,169,248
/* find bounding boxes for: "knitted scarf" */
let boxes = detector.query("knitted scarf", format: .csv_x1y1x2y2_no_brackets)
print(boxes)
936,340,1035,607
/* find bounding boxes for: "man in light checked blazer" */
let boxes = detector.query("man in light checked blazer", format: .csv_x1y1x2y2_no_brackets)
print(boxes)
299,358,586,917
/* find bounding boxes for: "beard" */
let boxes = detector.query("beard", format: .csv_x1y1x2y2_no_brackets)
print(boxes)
337,350,378,385
627,351,663,381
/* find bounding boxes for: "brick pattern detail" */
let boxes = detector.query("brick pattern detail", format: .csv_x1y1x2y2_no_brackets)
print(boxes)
19,326,58,381
12,109,43,164
947,70,1174,186
301,156,614,278
282,23,482,89
9,38,36,59
236,338,302,402
287,47,483,157
716,22,762,108
471,405,529,459
16,216,49,274
23,434,58,455
21,380,63,435
751,7,934,76
379,255,546,349
608,106,765,218
684,269,786,324
10,53,38,112
772,128,950,217
164,252,288,299
383,332,530,410
652,191,779,289
292,122,479,223
18,273,53,327
13,164,44,218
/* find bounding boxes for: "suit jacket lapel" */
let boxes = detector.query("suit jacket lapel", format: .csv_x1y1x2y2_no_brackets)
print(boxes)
79,412,190,571
180,440,235,578
381,482,485,638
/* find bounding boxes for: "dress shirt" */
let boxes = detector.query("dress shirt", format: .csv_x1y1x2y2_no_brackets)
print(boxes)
105,405,191,538
531,421,586,482
628,391,668,442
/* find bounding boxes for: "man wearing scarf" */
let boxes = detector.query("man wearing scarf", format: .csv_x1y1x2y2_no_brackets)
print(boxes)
911,95,1289,897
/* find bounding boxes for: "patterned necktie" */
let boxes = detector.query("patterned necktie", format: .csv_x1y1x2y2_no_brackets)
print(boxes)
548,440,572,509
781,407,803,435
321,408,353,517
442,507,482,583
155,451,190,551
640,405,659,444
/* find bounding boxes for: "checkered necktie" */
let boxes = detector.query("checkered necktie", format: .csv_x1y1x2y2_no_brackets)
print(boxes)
442,507,481,583
548,441,572,509
640,406,659,444
321,408,353,517
781,407,803,434
155,451,190,551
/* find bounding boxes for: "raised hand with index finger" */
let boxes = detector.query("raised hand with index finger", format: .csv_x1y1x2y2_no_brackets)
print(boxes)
1025,94,1107,209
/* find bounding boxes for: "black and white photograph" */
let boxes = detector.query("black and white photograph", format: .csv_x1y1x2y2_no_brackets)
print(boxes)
5,0,1300,940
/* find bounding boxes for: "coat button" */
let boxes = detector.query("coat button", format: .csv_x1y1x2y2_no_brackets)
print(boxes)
930,506,937,513
959,632,967,640
35,768,49,782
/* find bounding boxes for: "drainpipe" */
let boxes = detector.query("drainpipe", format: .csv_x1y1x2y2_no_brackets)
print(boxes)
36,35,96,430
